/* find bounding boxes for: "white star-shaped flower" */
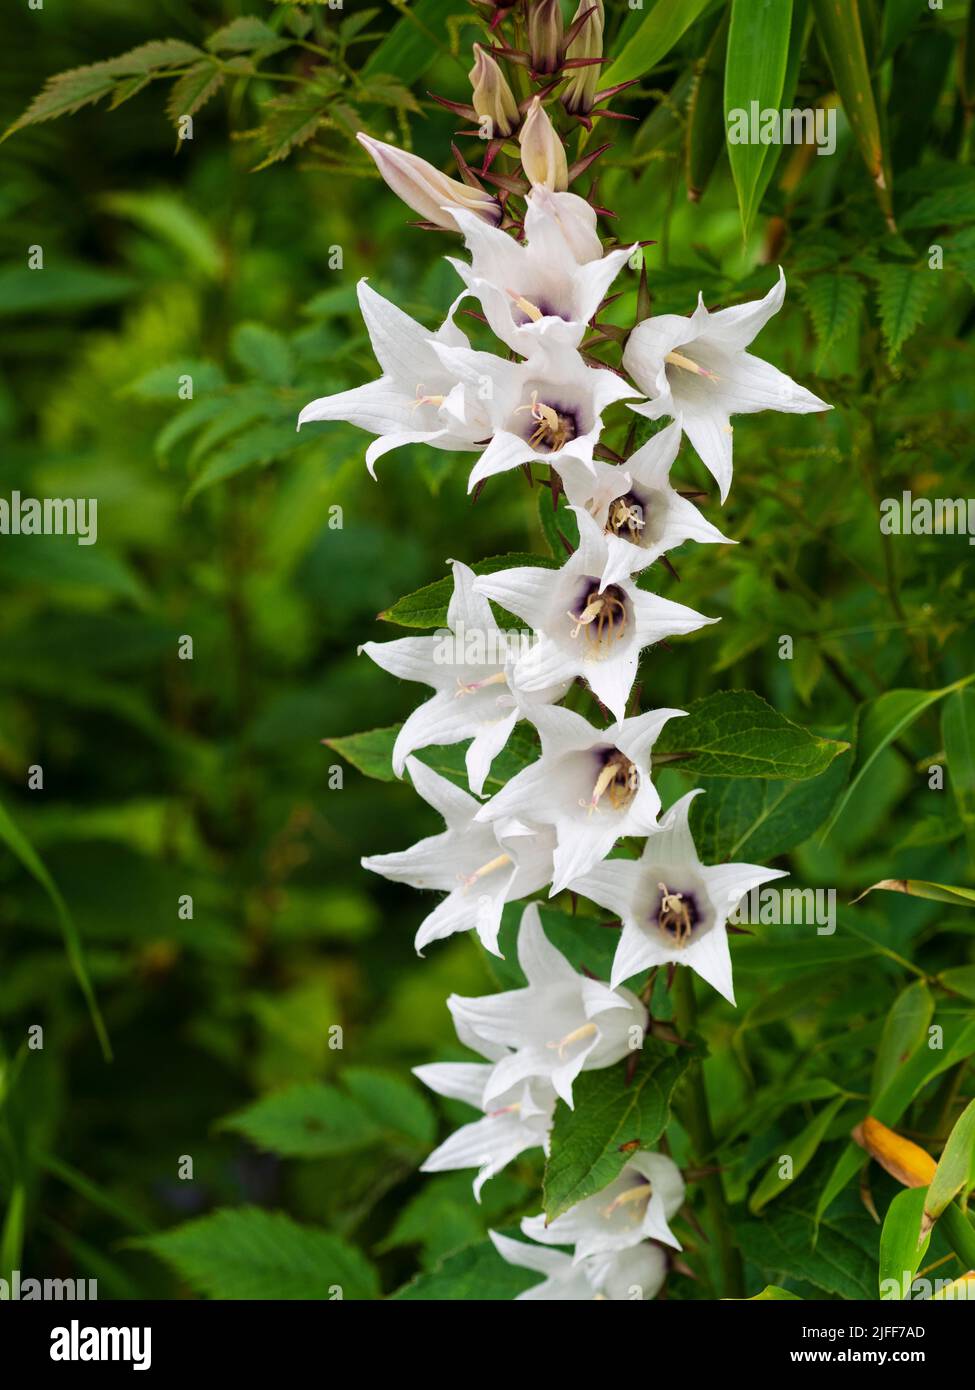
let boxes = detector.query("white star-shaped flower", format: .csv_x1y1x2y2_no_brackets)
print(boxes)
446,903,647,1108
569,789,787,1003
490,1230,667,1300
473,507,717,721
475,703,685,894
447,187,634,356
429,337,641,492
413,1064,555,1200
521,1151,685,1258
297,279,489,477
361,756,554,956
555,418,734,590
360,560,567,795
622,269,831,502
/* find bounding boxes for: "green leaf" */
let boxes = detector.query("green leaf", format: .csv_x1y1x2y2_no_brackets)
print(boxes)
3,41,202,137
737,1209,876,1299
810,0,892,224
206,18,289,55
132,1208,379,1299
219,1070,433,1157
879,1187,930,1299
0,796,110,1061
688,753,848,862
854,879,975,909
185,420,306,501
924,1098,975,1225
740,1284,802,1300
0,264,138,317
379,554,559,629
323,722,538,790
230,323,294,386
603,0,714,88
654,690,849,779
724,0,793,236
543,1043,690,1221
362,0,466,83
165,60,225,126
872,982,935,1099
822,676,975,839
251,89,332,170
124,359,226,401
800,274,866,368
748,1096,846,1213
938,965,975,1002
392,1236,536,1300
102,192,224,280
873,263,936,358
943,688,975,863
686,9,730,203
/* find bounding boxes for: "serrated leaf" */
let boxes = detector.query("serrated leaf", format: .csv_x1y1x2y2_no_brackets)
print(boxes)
873,262,936,358
379,554,560,629
654,689,849,779
800,273,866,368
4,41,203,137
206,17,289,55
166,60,224,125
543,1043,690,1220
132,1208,379,1299
251,89,331,170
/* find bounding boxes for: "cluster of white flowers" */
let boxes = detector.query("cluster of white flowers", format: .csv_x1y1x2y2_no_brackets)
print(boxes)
300,37,829,1298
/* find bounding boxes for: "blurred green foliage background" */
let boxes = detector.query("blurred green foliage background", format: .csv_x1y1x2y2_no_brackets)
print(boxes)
0,0,973,1300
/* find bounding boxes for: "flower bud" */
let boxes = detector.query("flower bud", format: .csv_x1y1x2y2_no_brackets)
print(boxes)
357,133,502,230
528,0,563,75
518,97,568,192
562,0,604,116
469,45,520,139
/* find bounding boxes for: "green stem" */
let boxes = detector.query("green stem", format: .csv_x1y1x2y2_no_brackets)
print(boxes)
672,967,745,1299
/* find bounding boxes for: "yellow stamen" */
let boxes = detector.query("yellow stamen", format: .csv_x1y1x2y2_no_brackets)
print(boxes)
459,852,511,889
545,1021,598,1059
658,880,694,947
602,1183,652,1219
665,349,720,381
567,590,628,650
412,385,446,414
507,289,543,322
607,497,645,541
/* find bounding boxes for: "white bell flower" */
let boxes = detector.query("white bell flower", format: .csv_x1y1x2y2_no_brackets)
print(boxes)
361,756,554,957
521,1151,685,1257
360,559,567,795
446,903,647,1109
447,187,634,355
413,1064,555,1200
297,279,489,477
473,507,717,721
555,419,734,590
622,269,831,503
428,337,641,492
490,1231,667,1300
475,702,685,894
569,789,788,1003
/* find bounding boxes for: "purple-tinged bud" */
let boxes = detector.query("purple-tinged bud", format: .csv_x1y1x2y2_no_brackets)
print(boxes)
528,0,563,75
562,0,604,116
357,133,502,230
469,45,520,138
519,97,568,192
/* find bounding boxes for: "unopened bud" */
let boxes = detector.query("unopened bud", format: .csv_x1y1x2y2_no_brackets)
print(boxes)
528,0,563,75
469,45,520,138
357,133,501,230
562,0,604,116
519,97,568,192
